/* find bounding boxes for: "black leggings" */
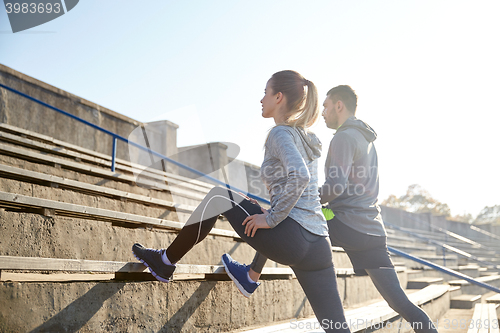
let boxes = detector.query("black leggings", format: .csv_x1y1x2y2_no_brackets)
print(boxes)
166,187,351,333
250,218,438,333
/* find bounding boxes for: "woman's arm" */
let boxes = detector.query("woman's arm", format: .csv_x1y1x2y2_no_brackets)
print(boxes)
244,127,310,236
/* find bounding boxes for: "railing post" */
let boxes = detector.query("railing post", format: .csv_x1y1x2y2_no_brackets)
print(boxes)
442,247,446,266
111,137,117,172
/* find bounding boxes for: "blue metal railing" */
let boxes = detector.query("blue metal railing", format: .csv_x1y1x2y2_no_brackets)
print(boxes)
402,214,485,249
388,246,500,294
390,214,500,266
385,222,500,269
1,82,498,294
470,225,500,241
0,82,270,204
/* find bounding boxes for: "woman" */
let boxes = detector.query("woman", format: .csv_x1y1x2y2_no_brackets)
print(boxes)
133,70,351,333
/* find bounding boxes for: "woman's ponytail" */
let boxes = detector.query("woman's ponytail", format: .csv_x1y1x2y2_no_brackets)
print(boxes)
269,70,320,130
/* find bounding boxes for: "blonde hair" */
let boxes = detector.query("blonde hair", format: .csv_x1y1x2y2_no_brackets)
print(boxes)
269,70,320,129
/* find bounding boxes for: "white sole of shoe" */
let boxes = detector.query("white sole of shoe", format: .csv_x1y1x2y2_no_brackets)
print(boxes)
133,251,171,283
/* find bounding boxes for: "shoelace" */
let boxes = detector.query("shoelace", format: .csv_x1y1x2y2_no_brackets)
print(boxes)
143,247,165,258
228,257,248,270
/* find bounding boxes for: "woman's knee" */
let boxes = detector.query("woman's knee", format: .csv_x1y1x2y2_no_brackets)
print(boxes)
208,186,241,200
208,186,226,197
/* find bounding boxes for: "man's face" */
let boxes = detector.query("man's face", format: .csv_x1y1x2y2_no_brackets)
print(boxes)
322,96,339,129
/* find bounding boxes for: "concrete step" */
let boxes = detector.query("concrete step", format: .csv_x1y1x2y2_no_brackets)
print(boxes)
0,124,274,210
0,278,306,332
386,238,435,251
435,308,475,333
0,124,215,193
0,206,355,275
449,275,500,295
0,262,409,332
0,141,211,206
387,234,426,245
391,254,459,269
0,208,262,268
0,157,247,233
384,244,438,257
0,152,203,207
389,227,500,253
450,294,481,309
450,285,463,298
486,294,500,304
467,303,500,333
385,242,437,253
0,255,296,281
233,285,450,333
0,174,193,223
407,277,444,289
407,265,481,281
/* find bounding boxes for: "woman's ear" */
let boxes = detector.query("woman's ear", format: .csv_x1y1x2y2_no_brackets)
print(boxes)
276,92,284,103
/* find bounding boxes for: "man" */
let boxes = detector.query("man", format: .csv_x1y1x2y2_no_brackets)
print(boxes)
223,85,438,333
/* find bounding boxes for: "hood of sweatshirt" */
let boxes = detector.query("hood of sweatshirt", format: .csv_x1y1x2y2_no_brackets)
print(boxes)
294,126,322,160
336,116,377,142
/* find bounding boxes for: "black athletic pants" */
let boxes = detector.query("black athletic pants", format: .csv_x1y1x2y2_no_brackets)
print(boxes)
165,186,351,333
250,217,438,333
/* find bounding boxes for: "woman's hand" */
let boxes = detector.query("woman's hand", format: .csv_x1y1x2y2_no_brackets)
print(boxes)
242,207,270,237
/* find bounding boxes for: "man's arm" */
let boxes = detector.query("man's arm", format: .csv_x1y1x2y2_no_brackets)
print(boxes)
319,132,356,204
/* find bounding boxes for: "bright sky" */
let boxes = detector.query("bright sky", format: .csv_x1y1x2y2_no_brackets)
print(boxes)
1,0,499,218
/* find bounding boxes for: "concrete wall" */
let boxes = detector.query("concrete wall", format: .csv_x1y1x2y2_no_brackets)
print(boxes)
0,64,178,165
177,142,269,199
128,120,179,176
381,206,500,240
231,159,269,200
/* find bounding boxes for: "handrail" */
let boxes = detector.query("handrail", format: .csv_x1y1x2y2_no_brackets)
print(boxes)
403,214,485,248
0,82,270,204
389,213,500,259
470,225,500,241
388,246,500,294
386,221,500,269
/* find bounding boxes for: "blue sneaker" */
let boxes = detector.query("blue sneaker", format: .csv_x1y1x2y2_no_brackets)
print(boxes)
132,243,176,283
222,253,260,298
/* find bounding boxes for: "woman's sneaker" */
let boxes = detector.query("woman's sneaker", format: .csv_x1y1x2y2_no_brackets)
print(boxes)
221,253,260,298
132,243,176,282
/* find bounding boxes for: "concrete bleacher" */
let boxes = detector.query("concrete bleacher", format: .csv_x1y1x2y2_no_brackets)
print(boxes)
1,64,499,332
466,303,499,333
0,122,418,332
0,121,312,331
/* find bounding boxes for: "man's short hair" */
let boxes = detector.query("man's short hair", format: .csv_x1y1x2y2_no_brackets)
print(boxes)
327,85,357,114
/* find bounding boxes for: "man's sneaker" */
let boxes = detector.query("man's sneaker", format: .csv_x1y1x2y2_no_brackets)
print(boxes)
221,253,260,298
132,243,175,283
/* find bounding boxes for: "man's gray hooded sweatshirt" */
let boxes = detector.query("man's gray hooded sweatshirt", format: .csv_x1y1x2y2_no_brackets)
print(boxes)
319,116,386,236
261,125,328,237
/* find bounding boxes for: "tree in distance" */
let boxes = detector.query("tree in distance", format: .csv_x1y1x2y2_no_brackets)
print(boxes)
382,184,451,217
383,184,500,224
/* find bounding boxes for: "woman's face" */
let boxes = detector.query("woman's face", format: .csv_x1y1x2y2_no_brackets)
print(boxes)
260,80,280,120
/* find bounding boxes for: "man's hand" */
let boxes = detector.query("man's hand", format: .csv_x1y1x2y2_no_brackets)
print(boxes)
242,207,270,237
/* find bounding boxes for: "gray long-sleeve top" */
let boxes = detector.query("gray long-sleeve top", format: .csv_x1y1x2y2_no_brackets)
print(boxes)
319,116,386,236
261,125,328,236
